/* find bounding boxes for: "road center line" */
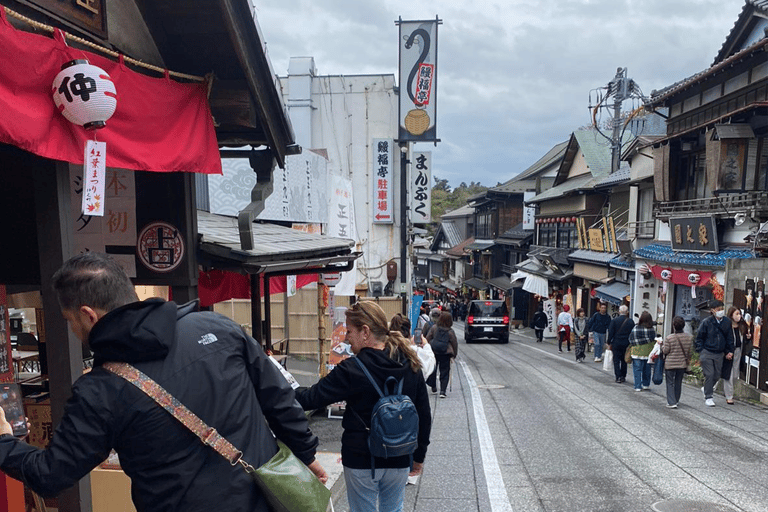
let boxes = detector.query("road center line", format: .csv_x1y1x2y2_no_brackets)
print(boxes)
458,359,514,512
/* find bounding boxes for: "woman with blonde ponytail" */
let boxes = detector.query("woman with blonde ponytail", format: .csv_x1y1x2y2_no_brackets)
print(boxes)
295,300,432,512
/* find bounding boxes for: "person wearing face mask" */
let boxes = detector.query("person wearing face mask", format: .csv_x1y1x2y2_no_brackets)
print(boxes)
722,307,749,405
694,299,734,407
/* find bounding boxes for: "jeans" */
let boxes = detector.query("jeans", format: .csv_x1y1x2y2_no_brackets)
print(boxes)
699,349,724,399
593,332,606,359
344,466,409,512
665,368,686,405
426,354,452,394
631,358,652,390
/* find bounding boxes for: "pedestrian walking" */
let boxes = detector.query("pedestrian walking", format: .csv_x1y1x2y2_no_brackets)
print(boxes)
661,316,694,408
573,308,588,362
414,305,431,339
532,304,548,343
0,252,327,511
425,311,458,398
557,305,574,352
606,305,634,383
295,301,432,512
723,306,749,405
588,302,611,362
628,311,656,391
695,299,734,407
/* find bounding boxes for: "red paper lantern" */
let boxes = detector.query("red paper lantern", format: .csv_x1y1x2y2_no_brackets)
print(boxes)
52,59,117,130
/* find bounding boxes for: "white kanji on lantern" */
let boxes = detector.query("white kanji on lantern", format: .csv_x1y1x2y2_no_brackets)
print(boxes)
660,269,673,281
687,273,701,285
52,59,117,130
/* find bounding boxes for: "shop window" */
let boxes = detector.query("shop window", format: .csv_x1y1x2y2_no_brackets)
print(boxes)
557,226,578,249
675,150,707,200
539,227,555,247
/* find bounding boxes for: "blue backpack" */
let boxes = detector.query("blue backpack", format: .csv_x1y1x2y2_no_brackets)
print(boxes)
354,357,419,477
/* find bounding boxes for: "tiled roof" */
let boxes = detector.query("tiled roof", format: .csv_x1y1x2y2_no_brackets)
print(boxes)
442,221,463,247
594,163,631,188
713,0,768,65
526,173,595,203
446,237,475,257
573,128,634,178
609,255,635,270
441,204,475,219
568,249,619,265
495,140,569,189
633,242,755,268
498,223,530,240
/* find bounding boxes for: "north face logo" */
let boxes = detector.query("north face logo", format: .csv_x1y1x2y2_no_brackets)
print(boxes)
198,333,218,345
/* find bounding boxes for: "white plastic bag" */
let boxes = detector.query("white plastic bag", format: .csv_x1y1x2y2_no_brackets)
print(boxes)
416,343,436,379
602,349,613,371
268,355,300,389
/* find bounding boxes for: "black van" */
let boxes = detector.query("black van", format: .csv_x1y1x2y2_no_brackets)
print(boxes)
465,300,509,343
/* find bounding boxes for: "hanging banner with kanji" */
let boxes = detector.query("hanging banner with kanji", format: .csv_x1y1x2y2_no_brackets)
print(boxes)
372,138,393,224
82,141,106,216
410,151,431,224
398,18,439,142
0,11,221,174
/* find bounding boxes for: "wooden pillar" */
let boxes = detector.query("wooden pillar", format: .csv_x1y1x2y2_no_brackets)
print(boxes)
33,161,91,512
171,173,199,305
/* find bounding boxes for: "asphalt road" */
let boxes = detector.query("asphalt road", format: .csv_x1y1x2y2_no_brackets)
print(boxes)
305,323,768,511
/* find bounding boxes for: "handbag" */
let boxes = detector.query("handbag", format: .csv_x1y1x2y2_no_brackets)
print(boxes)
652,354,664,385
624,345,633,364
103,362,331,512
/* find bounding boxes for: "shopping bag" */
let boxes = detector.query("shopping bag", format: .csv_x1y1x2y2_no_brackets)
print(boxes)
652,355,664,385
416,343,436,379
602,349,613,371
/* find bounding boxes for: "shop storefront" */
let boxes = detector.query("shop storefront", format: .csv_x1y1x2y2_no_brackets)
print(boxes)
0,2,303,510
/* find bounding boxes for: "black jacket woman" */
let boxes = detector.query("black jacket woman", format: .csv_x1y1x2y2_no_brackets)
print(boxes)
425,311,459,398
295,301,431,512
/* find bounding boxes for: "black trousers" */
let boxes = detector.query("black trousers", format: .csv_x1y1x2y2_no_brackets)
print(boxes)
427,354,452,394
612,345,628,380
534,328,544,342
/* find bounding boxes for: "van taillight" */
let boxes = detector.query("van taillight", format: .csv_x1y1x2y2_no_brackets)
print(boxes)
503,316,509,324
467,316,474,324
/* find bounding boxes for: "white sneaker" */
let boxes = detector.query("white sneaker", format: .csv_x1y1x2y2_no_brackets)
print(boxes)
634,388,643,392
666,404,678,409
705,398,715,407
642,385,650,390
594,357,602,362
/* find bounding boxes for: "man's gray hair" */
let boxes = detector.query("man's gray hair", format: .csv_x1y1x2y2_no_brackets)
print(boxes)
430,308,441,319
619,305,629,315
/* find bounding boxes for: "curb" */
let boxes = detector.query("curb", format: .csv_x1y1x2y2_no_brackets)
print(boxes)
329,468,345,511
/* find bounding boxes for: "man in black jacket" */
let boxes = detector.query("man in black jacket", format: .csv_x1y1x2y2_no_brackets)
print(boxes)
606,305,634,383
0,252,325,511
695,299,734,407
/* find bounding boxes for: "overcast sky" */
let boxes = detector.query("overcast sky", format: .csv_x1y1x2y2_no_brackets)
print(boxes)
254,0,746,189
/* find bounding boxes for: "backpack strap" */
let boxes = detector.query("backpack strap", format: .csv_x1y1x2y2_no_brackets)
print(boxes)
354,357,385,398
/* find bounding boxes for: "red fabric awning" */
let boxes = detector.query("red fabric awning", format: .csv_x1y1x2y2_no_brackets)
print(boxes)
0,11,221,174
197,270,319,308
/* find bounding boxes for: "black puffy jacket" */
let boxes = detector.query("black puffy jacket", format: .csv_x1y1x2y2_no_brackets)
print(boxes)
0,299,317,512
295,347,431,470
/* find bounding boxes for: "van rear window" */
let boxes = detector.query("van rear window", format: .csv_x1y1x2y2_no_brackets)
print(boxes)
468,302,508,317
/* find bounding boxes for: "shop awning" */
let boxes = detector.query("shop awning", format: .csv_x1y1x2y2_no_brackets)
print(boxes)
466,241,495,251
515,257,573,282
594,281,631,306
487,276,517,291
633,242,756,268
463,277,488,290
426,282,446,293
197,211,359,275
521,272,549,297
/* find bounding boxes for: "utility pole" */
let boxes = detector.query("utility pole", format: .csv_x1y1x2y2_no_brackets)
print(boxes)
399,142,409,315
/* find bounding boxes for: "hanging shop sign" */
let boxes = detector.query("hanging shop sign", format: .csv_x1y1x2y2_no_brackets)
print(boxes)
397,18,439,142
410,151,432,224
0,17,220,174
27,0,107,38
372,139,394,224
669,216,718,253
137,221,185,273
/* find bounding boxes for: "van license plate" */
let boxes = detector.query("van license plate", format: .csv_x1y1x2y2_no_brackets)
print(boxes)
484,327,493,332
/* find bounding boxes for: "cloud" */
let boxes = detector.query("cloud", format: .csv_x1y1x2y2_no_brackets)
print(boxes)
256,0,747,187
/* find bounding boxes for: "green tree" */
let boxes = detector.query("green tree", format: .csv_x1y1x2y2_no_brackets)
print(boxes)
427,176,488,237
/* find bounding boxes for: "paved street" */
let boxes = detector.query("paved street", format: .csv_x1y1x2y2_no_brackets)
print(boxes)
311,322,768,512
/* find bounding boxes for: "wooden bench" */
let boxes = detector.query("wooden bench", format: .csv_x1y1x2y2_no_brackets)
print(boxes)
268,338,289,369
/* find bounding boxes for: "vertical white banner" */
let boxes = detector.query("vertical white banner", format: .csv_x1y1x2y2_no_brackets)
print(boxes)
286,275,297,297
372,138,394,224
410,151,431,224
328,175,357,296
82,140,106,216
523,191,536,230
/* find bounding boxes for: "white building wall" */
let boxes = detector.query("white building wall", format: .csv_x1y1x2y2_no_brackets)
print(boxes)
280,58,400,292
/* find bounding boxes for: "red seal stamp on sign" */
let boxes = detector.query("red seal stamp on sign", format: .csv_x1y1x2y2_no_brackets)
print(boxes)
137,221,184,273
